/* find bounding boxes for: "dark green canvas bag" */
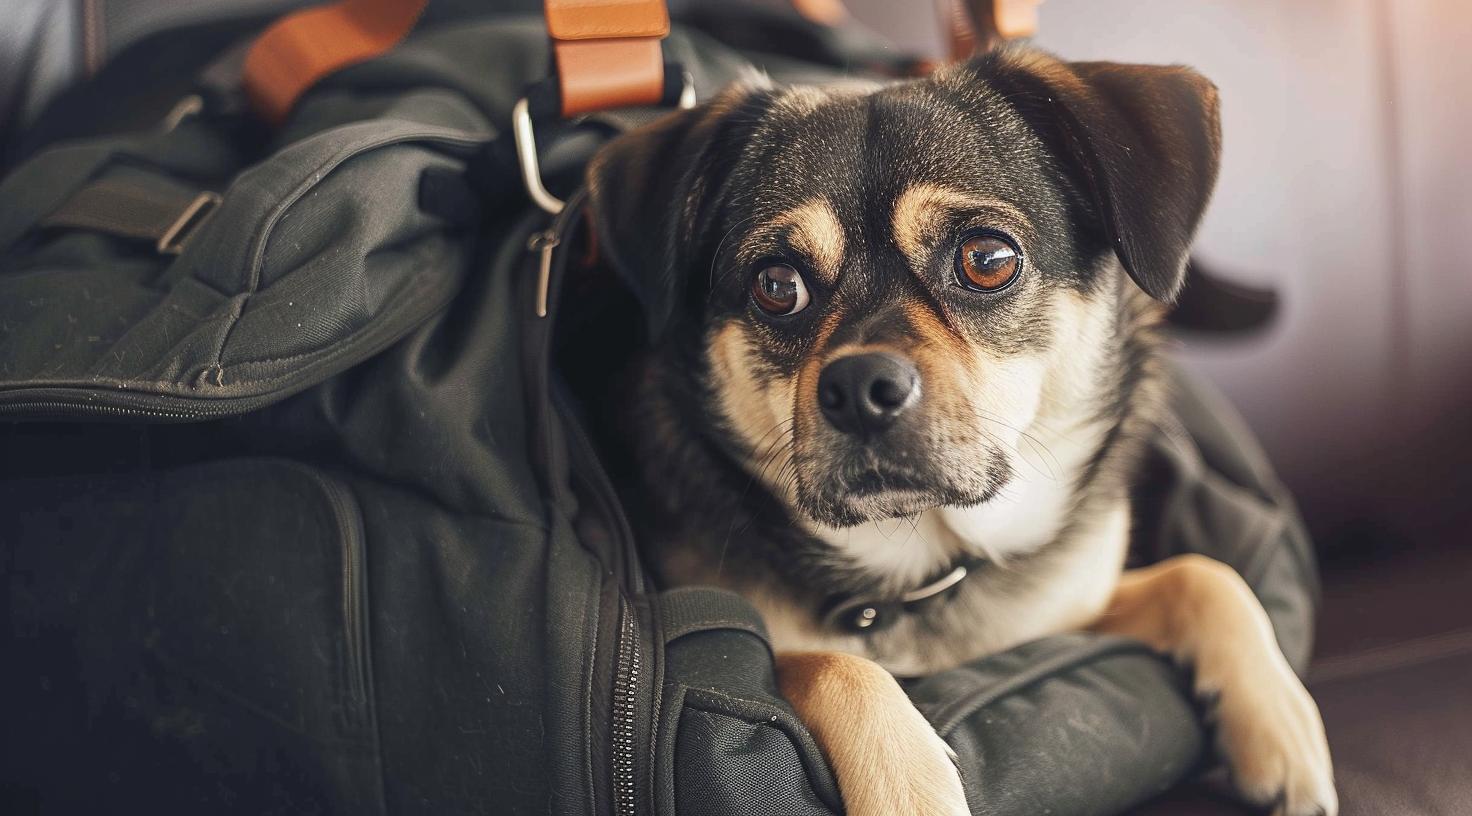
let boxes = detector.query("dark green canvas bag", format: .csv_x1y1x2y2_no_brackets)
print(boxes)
0,10,1318,815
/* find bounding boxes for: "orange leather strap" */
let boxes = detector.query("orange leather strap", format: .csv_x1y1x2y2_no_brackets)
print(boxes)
789,0,849,26
545,0,671,117
939,0,1041,61
243,0,428,124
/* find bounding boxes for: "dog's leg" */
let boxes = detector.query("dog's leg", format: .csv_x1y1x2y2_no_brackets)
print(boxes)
1091,554,1337,816
775,651,969,816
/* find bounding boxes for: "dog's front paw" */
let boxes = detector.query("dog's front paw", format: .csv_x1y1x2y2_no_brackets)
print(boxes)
1213,660,1337,816
775,651,969,816
841,699,969,816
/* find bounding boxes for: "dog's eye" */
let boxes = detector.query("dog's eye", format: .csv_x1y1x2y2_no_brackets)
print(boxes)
955,233,1021,292
751,264,811,315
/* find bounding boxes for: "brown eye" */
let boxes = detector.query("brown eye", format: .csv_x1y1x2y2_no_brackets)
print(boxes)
955,233,1021,292
751,263,811,315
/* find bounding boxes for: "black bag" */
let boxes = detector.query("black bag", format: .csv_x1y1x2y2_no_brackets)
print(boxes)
0,10,1319,816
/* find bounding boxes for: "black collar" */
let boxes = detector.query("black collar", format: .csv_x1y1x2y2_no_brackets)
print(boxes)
819,555,987,635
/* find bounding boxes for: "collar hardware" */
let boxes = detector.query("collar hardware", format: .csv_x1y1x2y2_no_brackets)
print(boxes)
822,560,979,635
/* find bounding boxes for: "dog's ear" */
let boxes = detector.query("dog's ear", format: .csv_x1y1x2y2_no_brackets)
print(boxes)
587,87,767,336
978,50,1222,302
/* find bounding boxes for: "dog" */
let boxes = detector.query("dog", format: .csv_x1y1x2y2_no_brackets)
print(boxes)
584,46,1337,816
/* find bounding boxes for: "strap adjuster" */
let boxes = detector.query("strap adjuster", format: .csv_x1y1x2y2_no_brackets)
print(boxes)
157,192,222,255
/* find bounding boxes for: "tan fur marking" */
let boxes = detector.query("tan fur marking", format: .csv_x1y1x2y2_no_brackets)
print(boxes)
775,652,968,816
771,198,846,285
707,321,798,500
1092,555,1337,815
890,183,1031,273
791,308,847,491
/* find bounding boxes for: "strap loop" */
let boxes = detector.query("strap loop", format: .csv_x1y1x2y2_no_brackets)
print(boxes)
514,64,693,215
41,178,221,256
544,0,671,118
659,587,771,646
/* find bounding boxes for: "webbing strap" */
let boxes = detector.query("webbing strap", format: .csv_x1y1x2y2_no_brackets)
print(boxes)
660,587,771,646
40,177,221,255
242,0,429,125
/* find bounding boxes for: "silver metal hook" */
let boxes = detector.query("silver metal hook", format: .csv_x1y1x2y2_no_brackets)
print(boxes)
512,72,697,216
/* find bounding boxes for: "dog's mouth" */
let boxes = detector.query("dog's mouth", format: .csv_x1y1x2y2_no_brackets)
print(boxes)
796,452,977,527
842,466,930,498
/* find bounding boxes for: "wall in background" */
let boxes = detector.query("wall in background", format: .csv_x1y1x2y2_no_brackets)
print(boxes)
845,0,1472,546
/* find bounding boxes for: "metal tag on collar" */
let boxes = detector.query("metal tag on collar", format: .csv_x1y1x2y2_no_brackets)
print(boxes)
824,563,973,635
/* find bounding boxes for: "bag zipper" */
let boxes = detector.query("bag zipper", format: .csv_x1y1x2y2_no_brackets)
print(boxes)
556,392,654,816
528,192,656,815
611,597,643,816
282,463,372,733
0,388,298,423
0,398,211,421
315,470,372,732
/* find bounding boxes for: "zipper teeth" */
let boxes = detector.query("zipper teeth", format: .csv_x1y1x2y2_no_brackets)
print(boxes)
611,602,641,816
0,400,204,420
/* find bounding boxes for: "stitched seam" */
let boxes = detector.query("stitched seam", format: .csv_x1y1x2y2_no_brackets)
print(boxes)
928,639,1166,736
206,128,487,376
678,689,843,813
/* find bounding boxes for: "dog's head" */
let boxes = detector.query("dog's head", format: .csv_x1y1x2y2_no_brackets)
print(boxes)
589,48,1220,529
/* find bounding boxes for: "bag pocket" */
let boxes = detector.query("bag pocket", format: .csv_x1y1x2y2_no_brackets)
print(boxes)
1,458,383,814
0,89,492,421
654,588,842,816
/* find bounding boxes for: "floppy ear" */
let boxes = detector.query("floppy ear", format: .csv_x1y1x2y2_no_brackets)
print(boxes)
979,49,1222,302
586,87,767,336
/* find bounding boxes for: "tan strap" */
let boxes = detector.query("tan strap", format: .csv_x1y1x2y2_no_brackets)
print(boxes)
789,0,849,26
243,0,428,124
939,0,1042,61
545,0,671,117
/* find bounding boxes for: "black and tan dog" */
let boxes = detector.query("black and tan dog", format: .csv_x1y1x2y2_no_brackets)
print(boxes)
586,47,1336,816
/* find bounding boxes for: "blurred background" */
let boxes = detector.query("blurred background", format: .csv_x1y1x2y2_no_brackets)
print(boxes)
851,0,1472,562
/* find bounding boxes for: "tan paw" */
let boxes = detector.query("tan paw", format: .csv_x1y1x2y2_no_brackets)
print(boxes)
776,651,969,816
1213,659,1337,816
837,698,969,816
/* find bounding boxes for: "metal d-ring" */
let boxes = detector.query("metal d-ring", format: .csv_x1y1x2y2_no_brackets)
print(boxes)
512,71,697,216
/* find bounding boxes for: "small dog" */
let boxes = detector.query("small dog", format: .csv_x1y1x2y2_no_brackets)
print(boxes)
586,46,1336,816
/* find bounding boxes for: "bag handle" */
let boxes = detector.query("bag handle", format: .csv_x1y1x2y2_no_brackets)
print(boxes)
242,0,675,125
243,0,429,125
241,0,1040,126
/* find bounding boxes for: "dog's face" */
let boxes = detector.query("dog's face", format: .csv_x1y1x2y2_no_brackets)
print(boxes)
590,49,1220,529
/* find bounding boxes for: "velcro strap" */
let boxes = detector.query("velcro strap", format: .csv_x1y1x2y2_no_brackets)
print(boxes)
243,0,428,125
40,177,221,255
659,587,771,646
545,0,670,117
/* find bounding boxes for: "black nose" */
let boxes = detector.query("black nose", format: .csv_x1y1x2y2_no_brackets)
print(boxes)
817,353,921,438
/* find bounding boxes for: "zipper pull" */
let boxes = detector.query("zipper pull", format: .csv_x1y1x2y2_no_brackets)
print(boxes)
527,228,561,318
